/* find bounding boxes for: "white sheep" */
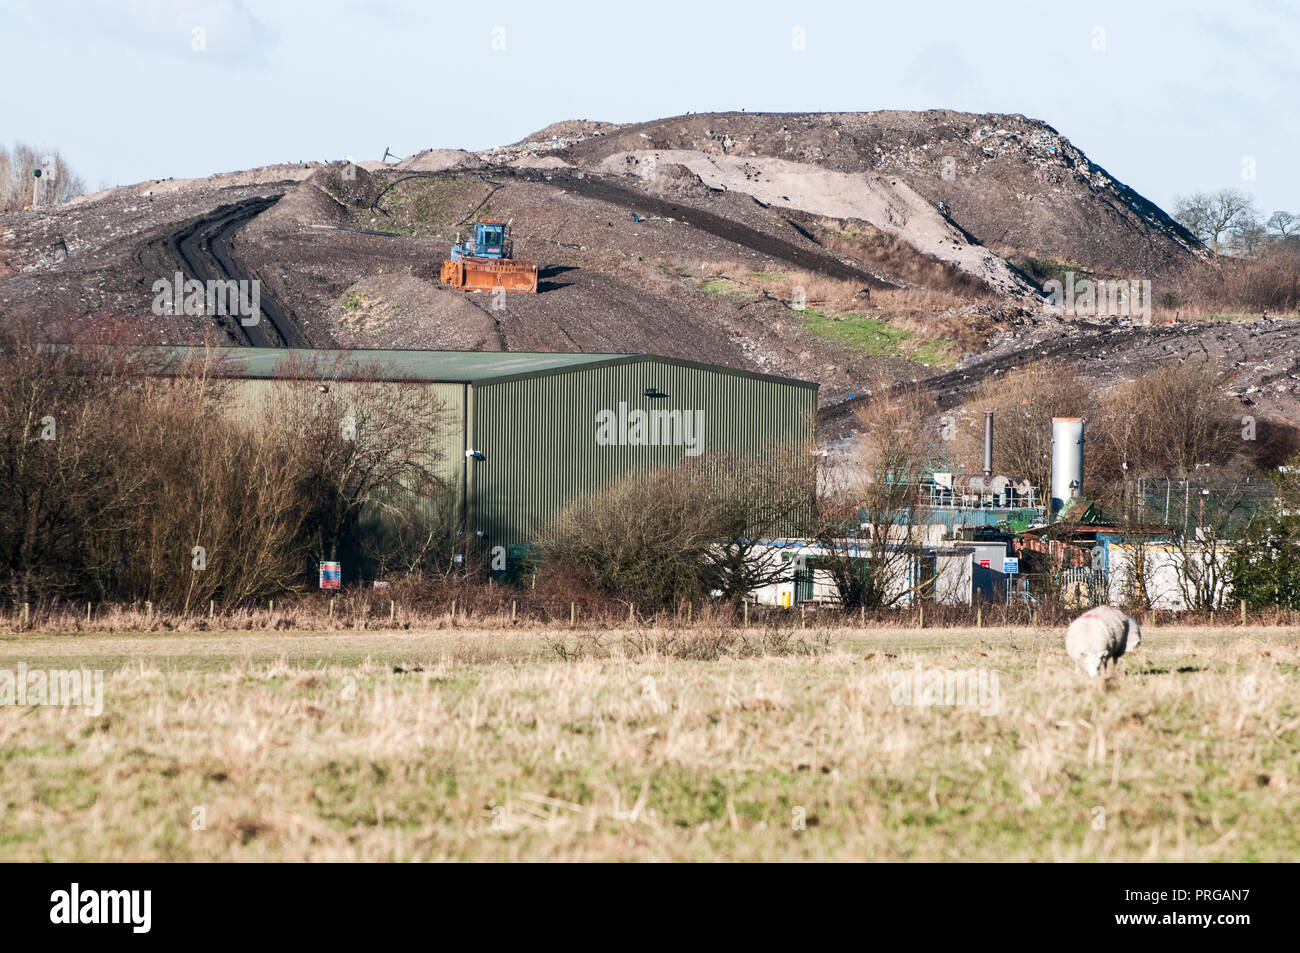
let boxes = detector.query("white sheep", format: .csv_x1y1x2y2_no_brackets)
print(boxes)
1065,605,1142,676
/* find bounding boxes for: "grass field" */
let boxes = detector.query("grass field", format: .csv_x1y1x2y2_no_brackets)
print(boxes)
1,624,1296,861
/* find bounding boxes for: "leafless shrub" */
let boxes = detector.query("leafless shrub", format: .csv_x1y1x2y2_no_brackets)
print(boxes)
1162,242,1300,314
951,359,1288,509
0,333,142,600
538,450,813,609
1087,361,1248,503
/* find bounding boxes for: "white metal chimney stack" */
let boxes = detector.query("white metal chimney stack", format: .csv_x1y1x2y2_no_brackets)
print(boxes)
983,411,994,478
1051,417,1085,514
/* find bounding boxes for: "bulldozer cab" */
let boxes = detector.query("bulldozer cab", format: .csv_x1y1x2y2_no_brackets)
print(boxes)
473,221,507,258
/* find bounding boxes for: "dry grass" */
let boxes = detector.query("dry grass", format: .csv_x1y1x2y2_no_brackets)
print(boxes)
1,624,1296,861
697,259,972,316
694,260,993,362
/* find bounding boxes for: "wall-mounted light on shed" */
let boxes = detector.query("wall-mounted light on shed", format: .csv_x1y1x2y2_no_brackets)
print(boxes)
643,387,669,399
466,449,485,461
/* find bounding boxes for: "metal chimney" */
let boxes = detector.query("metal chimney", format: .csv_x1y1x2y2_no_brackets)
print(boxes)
983,411,994,477
1051,417,1085,514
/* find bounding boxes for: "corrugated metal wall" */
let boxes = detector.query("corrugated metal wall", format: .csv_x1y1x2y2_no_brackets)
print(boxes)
469,358,817,553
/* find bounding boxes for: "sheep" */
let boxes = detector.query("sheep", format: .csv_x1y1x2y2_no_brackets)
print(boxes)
1065,605,1142,677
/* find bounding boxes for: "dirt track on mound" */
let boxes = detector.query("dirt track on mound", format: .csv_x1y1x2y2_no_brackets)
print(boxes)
134,197,309,347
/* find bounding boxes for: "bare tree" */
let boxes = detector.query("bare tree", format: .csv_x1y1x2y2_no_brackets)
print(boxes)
814,379,937,609
952,362,1095,495
1090,361,1243,488
1107,508,1162,610
1233,219,1268,256
263,354,454,574
1173,189,1259,253
0,342,456,606
1166,487,1248,611
696,447,817,601
0,335,140,600
0,143,86,211
112,372,316,610
1266,211,1298,239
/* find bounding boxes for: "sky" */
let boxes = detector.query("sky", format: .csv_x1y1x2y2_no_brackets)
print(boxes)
1,0,1297,217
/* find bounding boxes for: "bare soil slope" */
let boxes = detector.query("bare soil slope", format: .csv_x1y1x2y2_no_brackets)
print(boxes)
558,110,1208,280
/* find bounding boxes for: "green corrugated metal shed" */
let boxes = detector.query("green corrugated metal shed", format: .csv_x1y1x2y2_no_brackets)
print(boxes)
147,346,818,574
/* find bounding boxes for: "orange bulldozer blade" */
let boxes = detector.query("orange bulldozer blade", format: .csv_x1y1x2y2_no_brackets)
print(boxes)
440,257,539,294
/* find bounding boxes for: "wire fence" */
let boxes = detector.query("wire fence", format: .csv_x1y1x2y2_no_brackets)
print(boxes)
3,587,1293,635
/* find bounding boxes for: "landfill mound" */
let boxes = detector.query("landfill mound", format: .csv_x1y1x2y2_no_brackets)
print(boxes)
3,110,1293,438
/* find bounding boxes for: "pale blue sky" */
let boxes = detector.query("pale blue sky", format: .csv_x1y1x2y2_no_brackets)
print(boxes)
1,0,1296,216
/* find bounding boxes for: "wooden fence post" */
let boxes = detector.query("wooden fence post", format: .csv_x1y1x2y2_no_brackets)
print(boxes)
328,598,334,620
209,600,215,620
918,603,924,628
570,602,576,626
86,602,92,624
511,600,517,623
1241,599,1247,626
976,604,982,629
389,600,395,624
743,601,749,627
21,602,29,628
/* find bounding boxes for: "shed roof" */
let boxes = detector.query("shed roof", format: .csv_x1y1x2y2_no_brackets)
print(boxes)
140,347,817,388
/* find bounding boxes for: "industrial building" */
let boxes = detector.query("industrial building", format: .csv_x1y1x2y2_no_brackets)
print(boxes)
147,346,818,577
767,411,1267,611
750,541,985,608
